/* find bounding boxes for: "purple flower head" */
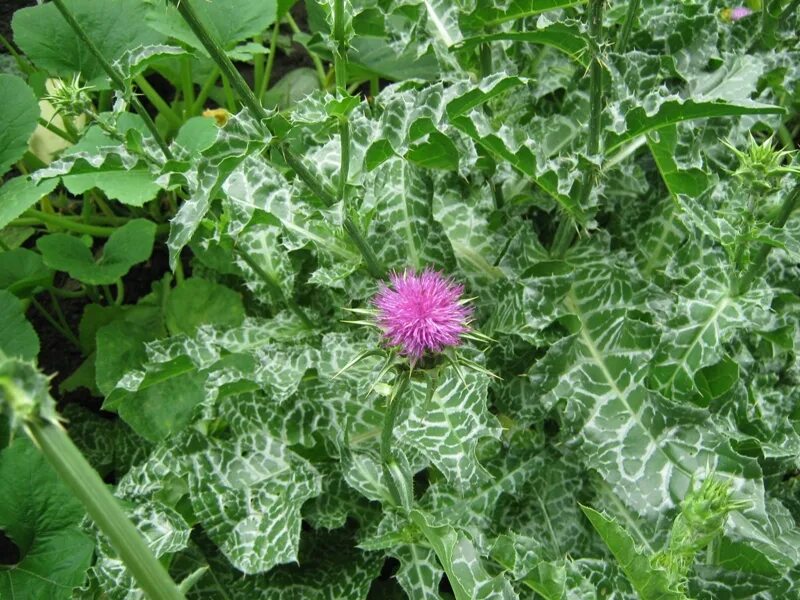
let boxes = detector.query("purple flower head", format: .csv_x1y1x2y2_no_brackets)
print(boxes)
373,268,472,361
723,6,753,21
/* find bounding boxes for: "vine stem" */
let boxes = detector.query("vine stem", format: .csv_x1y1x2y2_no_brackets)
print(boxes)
735,182,800,295
49,0,172,159
552,0,604,257
615,0,640,53
169,0,384,277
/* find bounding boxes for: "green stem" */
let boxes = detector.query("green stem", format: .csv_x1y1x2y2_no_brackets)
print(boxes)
553,0,604,256
615,0,640,53
30,298,80,349
233,247,314,329
479,42,493,79
37,117,78,144
47,290,79,346
285,13,328,87
169,0,383,277
135,75,183,131
338,119,351,202
780,0,800,20
0,32,32,74
191,68,221,114
23,419,185,600
257,23,281,100
181,56,196,118
23,210,119,236
333,0,350,203
380,373,411,508
49,0,172,159
343,216,385,278
735,182,800,295
221,75,237,112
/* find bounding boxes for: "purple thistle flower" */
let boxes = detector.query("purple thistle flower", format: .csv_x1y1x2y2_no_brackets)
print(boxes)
722,6,753,21
373,268,472,361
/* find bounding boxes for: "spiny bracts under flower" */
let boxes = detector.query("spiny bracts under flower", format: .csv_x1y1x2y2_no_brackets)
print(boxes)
373,268,472,361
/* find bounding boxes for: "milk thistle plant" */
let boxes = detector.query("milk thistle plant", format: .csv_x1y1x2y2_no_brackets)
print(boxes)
2,0,800,598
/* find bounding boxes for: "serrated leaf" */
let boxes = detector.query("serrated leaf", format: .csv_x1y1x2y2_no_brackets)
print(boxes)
581,505,683,600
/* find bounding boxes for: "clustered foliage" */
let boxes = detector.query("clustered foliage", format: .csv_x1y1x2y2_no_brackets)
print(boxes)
1,0,800,598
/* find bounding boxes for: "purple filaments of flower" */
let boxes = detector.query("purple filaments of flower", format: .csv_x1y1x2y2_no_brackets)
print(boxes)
729,6,753,20
374,269,472,361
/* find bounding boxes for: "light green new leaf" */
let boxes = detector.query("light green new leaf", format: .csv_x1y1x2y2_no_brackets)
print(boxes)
0,437,94,600
581,505,683,600
0,74,39,178
37,219,156,285
12,0,164,88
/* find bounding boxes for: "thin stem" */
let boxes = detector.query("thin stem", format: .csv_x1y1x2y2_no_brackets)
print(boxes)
169,0,265,120
338,120,350,202
181,56,196,118
191,68,220,114
253,35,265,97
47,290,79,346
333,0,350,203
552,0,604,256
30,298,80,349
49,0,172,158
257,22,281,100
343,216,385,278
22,418,185,600
281,147,337,206
285,13,328,87
380,373,411,508
221,74,237,112
23,210,119,237
37,117,78,144
615,0,640,53
0,32,32,74
233,247,314,329
134,75,182,130
735,182,800,295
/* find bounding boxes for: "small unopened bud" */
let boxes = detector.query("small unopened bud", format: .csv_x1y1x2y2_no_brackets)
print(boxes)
44,74,94,118
203,107,230,127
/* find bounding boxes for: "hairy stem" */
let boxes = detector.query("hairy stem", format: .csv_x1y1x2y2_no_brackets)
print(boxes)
50,0,172,159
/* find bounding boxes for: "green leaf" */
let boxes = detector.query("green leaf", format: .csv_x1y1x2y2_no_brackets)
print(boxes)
398,367,502,491
37,218,156,285
0,176,58,230
0,290,39,361
146,0,277,52
406,130,460,170
580,505,683,600
0,437,94,599
165,278,245,336
454,24,589,67
410,510,517,600
605,99,785,156
460,0,587,29
0,248,53,298
12,0,164,88
0,74,39,178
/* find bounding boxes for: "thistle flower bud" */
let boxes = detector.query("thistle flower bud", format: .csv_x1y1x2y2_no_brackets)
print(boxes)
724,134,798,193
43,74,94,119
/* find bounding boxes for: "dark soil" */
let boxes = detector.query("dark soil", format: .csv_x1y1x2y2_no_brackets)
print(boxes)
0,1,36,43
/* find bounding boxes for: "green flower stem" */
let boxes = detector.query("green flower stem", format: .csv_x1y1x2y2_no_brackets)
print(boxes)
552,0,604,257
615,0,640,53
17,210,169,237
49,0,172,159
285,13,328,87
338,119,351,202
233,247,314,329
169,0,383,277
0,32,32,74
380,373,411,508
257,22,281,101
735,182,800,295
221,75,237,112
37,117,78,144
135,75,183,131
24,418,185,600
